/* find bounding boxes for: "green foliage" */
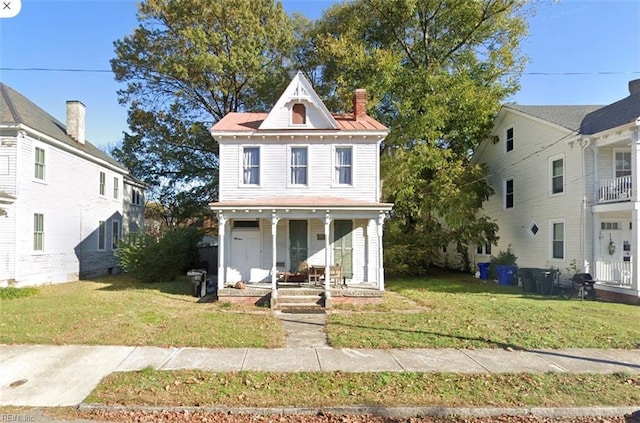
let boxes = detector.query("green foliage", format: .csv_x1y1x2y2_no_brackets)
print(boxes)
489,245,518,279
111,0,296,221
0,287,39,300
305,0,529,273
116,227,202,283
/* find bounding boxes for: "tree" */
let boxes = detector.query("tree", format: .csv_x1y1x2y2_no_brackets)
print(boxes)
111,0,296,223
308,0,530,272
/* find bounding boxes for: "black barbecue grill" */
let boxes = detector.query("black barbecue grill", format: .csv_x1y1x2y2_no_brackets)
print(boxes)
572,273,596,300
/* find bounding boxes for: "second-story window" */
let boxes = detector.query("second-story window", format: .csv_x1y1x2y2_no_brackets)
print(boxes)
243,147,260,185
335,146,352,185
615,151,631,178
291,147,307,185
506,127,514,152
550,156,564,195
505,178,514,209
99,171,106,196
34,147,45,180
113,177,119,199
292,103,306,124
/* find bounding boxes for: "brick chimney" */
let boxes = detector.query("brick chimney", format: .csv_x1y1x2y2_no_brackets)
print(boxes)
66,100,85,144
629,79,640,96
352,89,367,121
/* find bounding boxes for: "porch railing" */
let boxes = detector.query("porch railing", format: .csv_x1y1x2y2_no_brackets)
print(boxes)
594,260,633,287
597,175,632,203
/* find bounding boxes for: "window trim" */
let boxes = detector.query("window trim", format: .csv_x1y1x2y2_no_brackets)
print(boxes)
504,178,514,209
549,154,565,196
334,145,354,187
241,146,261,186
291,103,307,126
613,149,631,178
98,220,106,251
34,145,46,181
99,171,106,196
289,146,309,187
528,221,540,238
33,213,44,251
113,176,119,200
505,126,514,153
550,219,565,261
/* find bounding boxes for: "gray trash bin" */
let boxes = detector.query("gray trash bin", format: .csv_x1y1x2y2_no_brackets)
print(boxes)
187,269,207,298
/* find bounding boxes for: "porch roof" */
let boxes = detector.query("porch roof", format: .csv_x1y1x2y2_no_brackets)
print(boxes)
210,112,388,132
210,196,393,211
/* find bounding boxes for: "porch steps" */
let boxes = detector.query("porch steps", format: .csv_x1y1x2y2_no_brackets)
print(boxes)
275,293,325,312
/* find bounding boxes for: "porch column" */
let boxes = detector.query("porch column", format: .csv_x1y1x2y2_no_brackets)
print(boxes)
217,212,227,290
590,213,600,276
377,211,385,291
324,212,331,295
632,132,640,202
271,212,279,297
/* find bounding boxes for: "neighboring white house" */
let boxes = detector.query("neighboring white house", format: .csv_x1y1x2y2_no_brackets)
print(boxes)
209,72,392,304
0,83,145,287
466,79,640,304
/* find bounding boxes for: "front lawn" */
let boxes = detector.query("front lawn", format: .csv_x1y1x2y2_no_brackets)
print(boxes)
328,271,640,349
0,274,284,348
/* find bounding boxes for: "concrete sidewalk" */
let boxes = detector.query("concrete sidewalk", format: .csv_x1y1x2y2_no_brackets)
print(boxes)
1,344,639,407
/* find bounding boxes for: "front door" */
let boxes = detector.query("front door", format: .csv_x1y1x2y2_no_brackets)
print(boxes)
289,220,308,272
333,220,353,278
230,229,261,282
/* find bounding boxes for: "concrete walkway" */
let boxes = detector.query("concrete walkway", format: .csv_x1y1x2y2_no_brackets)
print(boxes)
1,343,639,407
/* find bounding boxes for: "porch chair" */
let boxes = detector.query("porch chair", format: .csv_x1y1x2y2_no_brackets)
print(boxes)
282,261,309,286
328,264,343,287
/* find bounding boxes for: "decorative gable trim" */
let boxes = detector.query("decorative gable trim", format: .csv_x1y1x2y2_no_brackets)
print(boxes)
259,71,339,130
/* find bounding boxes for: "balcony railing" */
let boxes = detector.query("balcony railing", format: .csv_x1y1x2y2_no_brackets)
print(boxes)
594,260,632,287
597,175,632,203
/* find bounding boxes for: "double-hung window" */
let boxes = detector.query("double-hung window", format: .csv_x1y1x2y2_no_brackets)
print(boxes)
113,177,119,199
112,221,120,250
615,151,631,178
33,213,44,251
98,220,106,250
476,243,492,255
99,171,106,196
34,147,45,180
506,127,514,152
551,220,565,260
290,147,308,185
505,178,514,209
242,147,260,185
550,156,564,195
335,146,352,185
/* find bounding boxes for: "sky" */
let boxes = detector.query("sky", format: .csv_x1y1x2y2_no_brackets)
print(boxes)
0,0,639,151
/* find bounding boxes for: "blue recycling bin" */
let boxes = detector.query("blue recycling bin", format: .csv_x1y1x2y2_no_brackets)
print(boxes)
496,265,516,286
477,262,490,280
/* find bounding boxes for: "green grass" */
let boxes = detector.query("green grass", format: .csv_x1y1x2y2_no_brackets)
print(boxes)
86,369,640,408
0,286,39,299
327,271,640,349
0,274,284,348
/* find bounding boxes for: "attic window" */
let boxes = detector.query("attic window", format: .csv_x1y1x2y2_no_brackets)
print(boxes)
292,103,306,125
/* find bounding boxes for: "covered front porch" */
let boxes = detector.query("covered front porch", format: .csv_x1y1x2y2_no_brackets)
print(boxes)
211,197,392,308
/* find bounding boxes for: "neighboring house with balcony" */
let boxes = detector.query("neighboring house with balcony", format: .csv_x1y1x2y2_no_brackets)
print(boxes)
0,83,145,287
465,79,640,304
209,72,392,307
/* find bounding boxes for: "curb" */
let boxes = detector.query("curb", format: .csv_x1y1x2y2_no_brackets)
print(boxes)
78,403,640,419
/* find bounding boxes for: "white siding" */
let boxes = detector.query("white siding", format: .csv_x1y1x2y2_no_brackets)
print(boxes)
2,132,128,286
219,139,379,202
474,111,589,271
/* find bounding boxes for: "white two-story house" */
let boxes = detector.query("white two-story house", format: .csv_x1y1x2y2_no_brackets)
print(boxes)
209,72,392,307
468,79,640,304
0,83,145,286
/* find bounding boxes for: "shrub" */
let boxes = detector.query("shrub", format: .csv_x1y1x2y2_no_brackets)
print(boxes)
116,227,202,283
489,245,518,280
